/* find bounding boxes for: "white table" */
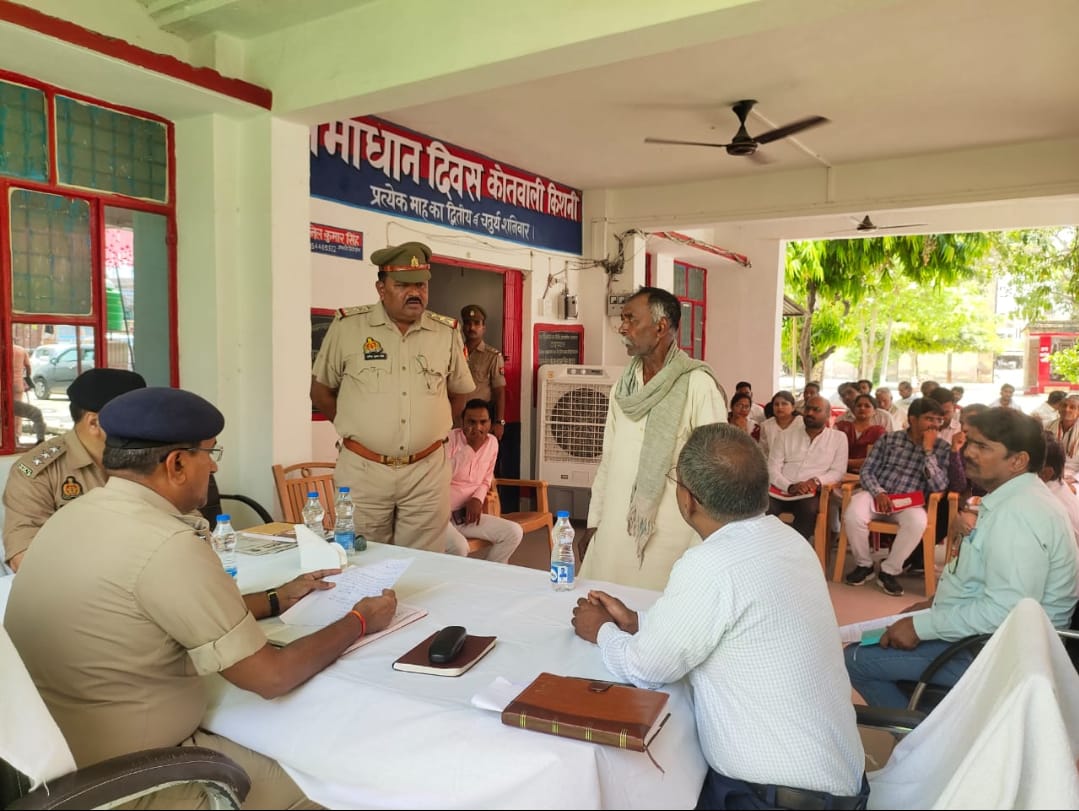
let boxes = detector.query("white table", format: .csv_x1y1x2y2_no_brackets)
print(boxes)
204,542,707,809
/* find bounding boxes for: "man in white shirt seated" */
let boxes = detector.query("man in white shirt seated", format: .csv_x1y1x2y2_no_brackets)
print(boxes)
875,386,902,431
571,423,868,810
989,383,1022,411
766,396,848,541
443,399,522,563
1033,391,1066,428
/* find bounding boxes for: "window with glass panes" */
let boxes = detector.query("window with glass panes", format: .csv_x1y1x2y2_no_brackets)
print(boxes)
672,261,706,360
1,70,176,453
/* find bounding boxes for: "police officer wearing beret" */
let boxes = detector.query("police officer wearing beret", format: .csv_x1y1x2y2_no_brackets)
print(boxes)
458,304,508,441
2,367,146,571
6,387,398,809
311,241,475,553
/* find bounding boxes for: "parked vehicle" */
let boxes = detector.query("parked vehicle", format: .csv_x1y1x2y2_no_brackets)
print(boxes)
32,345,95,399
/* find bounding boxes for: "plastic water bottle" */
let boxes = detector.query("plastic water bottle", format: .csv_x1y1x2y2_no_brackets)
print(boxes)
333,487,357,553
550,510,575,591
211,514,238,580
302,492,325,537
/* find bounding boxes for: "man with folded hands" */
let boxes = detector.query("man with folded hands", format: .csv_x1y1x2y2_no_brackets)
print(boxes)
842,397,951,597
572,423,867,811
765,395,848,541
5,386,397,809
845,408,1077,708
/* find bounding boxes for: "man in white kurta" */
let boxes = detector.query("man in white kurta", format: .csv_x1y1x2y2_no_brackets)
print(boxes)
579,288,726,591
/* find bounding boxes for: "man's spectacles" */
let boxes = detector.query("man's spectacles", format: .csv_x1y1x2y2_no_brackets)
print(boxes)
186,446,224,462
666,467,701,503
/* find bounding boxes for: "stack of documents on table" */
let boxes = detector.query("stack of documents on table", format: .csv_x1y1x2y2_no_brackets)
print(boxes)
237,522,297,555
839,608,930,646
263,558,426,653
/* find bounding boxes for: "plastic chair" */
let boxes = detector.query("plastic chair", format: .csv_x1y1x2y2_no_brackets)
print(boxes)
271,462,337,530
0,625,250,810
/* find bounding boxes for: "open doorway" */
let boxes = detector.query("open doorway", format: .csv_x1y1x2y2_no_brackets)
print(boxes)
428,259,523,482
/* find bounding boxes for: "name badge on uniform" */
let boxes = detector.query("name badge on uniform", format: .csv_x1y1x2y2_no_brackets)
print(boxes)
363,336,387,360
60,475,84,500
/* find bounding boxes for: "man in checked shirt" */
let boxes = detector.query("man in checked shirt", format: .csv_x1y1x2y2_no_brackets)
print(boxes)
842,397,950,597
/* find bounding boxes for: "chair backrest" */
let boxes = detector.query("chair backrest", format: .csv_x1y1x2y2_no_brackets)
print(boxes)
271,462,337,527
0,621,77,800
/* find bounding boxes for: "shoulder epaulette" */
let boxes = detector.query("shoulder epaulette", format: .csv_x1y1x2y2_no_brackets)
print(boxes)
426,311,458,329
337,305,371,318
16,438,67,478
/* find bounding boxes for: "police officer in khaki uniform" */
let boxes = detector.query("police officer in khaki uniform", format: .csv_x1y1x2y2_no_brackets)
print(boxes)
458,304,508,440
5,386,397,809
311,241,475,552
2,367,145,571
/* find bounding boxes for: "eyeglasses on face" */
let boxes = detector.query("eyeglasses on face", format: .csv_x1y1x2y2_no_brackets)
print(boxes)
665,467,701,503
185,445,224,462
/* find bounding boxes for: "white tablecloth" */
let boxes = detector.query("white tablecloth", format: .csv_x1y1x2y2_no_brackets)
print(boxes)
204,543,707,809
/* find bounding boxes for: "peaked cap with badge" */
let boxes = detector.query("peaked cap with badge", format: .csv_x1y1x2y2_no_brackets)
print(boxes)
461,304,487,323
372,241,432,282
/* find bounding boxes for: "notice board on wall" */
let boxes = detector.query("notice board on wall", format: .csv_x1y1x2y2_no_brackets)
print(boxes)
533,323,584,404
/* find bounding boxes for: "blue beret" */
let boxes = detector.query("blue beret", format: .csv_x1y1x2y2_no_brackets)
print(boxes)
99,387,225,449
67,368,146,412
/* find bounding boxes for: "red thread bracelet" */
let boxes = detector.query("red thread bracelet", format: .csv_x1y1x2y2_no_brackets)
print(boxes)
350,609,366,637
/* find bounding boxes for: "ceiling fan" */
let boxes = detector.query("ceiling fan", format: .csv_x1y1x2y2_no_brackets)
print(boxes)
643,99,828,162
848,215,927,233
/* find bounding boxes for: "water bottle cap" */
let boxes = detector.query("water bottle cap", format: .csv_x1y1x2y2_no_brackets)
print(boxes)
216,514,230,522
556,510,570,519
339,487,350,494
307,491,318,498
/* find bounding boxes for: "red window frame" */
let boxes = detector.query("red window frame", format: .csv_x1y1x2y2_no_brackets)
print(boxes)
672,260,706,360
0,68,177,455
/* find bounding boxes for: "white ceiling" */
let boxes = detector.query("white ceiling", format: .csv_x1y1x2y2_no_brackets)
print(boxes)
132,0,1079,232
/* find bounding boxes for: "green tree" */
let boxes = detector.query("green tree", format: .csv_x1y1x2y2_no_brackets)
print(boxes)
1048,345,1079,383
987,228,1079,323
785,233,993,383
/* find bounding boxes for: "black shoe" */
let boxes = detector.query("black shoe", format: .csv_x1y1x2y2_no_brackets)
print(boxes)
845,565,876,586
877,572,904,597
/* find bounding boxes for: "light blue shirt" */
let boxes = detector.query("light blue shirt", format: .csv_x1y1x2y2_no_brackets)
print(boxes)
914,473,1078,641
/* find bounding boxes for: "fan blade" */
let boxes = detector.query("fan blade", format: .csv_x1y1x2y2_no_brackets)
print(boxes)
644,137,731,149
878,224,926,231
753,115,829,145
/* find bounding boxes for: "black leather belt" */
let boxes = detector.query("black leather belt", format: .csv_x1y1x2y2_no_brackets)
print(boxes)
750,783,868,811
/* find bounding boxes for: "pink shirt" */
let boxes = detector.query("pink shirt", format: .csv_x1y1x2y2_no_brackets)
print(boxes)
447,428,499,510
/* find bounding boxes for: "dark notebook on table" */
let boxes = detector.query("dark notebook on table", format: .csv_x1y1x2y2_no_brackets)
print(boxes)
392,631,497,677
501,672,670,757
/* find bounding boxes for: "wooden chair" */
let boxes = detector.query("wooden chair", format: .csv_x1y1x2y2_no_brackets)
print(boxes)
775,483,835,574
271,462,337,531
466,478,555,556
833,484,957,597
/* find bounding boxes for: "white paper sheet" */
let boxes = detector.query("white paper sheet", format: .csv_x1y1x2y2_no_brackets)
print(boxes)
470,676,528,712
296,524,347,571
280,558,413,627
838,608,930,645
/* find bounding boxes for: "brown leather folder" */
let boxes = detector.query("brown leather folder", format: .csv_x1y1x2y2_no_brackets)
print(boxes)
501,672,670,752
392,632,497,677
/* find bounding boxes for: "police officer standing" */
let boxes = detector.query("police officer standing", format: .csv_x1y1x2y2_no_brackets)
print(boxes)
3,367,145,571
311,241,475,552
458,304,507,440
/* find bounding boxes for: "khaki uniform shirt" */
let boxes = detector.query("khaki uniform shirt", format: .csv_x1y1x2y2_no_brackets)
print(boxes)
465,340,506,407
312,303,475,456
2,430,106,566
4,478,265,766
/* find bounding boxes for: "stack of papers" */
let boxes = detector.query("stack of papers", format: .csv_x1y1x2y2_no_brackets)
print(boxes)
838,608,930,646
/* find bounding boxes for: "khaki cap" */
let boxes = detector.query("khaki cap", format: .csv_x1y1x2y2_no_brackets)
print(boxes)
371,241,432,282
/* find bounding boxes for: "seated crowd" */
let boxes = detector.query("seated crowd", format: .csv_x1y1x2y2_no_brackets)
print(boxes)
3,360,1077,810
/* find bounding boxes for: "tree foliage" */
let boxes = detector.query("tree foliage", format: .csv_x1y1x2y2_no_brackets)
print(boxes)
986,228,1079,323
784,232,994,382
1049,345,1079,383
